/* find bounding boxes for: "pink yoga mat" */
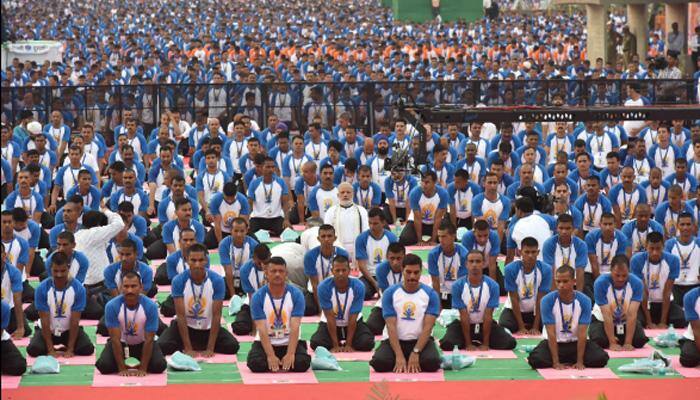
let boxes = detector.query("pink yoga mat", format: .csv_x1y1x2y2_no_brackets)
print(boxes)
157,285,171,292
671,356,700,378
605,345,655,359
26,352,96,366
459,349,517,359
644,328,668,338
237,363,318,384
301,315,321,323
512,333,542,339
292,224,305,231
92,371,167,387
0,375,21,389
79,320,99,326
419,275,432,285
369,370,445,382
537,367,618,380
96,336,109,345
12,336,31,347
210,264,225,275
405,246,431,252
232,334,256,343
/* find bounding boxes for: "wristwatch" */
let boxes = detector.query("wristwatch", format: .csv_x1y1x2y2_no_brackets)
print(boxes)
412,347,421,354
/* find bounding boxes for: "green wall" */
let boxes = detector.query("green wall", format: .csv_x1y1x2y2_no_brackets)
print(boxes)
392,0,483,22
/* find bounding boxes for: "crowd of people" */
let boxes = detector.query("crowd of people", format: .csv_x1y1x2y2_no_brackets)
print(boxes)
2,0,697,136
1,0,699,379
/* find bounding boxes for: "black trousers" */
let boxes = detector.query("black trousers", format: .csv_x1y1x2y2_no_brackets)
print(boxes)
498,309,541,333
82,295,105,320
22,280,35,304
455,217,473,230
439,320,517,351
6,306,32,337
29,255,46,278
231,304,253,336
157,319,239,355
288,205,311,225
398,222,433,246
1,339,27,376
246,340,311,373
673,284,700,307
304,291,319,316
366,306,385,336
309,320,375,352
143,224,162,249
439,293,452,310
145,240,167,261
203,229,227,250
679,338,700,368
381,205,406,225
26,327,95,357
484,267,506,296
527,339,609,369
359,276,378,301
248,217,284,237
95,339,167,374
588,318,648,349
638,302,687,328
160,294,176,317
154,263,171,286
369,338,441,373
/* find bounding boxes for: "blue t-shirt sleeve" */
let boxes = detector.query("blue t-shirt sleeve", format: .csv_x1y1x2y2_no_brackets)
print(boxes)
9,266,23,293
307,187,319,211
539,264,552,293
486,279,500,309
162,222,174,245
381,286,398,318
577,294,592,325
218,237,232,266
427,249,439,277
250,289,266,321
103,265,117,289
140,264,154,293
408,187,421,210
425,286,440,316
171,274,186,298
212,274,225,301
240,262,254,294
104,298,121,328
630,276,644,302
290,287,305,317
593,276,610,306
451,279,467,309
303,251,318,276
503,263,518,292
318,279,333,310
144,299,159,333
540,293,555,325
350,280,365,314
354,233,368,261
684,289,700,321
667,254,680,280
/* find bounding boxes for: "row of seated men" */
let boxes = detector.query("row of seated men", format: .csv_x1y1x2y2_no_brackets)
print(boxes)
2,230,699,376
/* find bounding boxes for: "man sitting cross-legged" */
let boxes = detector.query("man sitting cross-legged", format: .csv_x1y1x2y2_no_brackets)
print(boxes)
310,255,375,352
95,271,167,375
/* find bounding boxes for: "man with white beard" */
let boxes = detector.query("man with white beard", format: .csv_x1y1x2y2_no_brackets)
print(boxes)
324,183,369,263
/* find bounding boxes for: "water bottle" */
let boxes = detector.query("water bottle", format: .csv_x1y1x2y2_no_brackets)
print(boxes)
668,324,676,337
394,218,404,236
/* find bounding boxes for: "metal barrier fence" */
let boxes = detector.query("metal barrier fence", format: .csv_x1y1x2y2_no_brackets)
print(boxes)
2,79,696,137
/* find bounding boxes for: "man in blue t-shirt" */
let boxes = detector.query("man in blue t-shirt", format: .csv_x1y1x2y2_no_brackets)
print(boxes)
310,255,374,352
439,250,516,351
365,242,405,336
157,244,239,357
369,254,441,373
589,255,648,350
95,271,167,375
680,287,700,367
399,171,449,246
247,257,311,373
630,232,687,329
527,266,609,369
26,253,95,357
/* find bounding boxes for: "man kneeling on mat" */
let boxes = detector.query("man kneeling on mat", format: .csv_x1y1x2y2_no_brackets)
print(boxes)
439,250,516,351
26,253,95,358
527,266,609,369
247,256,311,372
310,255,375,352
1,300,27,376
369,254,441,373
157,244,239,357
96,271,167,375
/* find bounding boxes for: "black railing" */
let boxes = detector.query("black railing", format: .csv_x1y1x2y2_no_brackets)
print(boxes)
2,79,696,138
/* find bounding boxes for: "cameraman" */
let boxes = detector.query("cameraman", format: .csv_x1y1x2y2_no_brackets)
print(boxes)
655,54,682,103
